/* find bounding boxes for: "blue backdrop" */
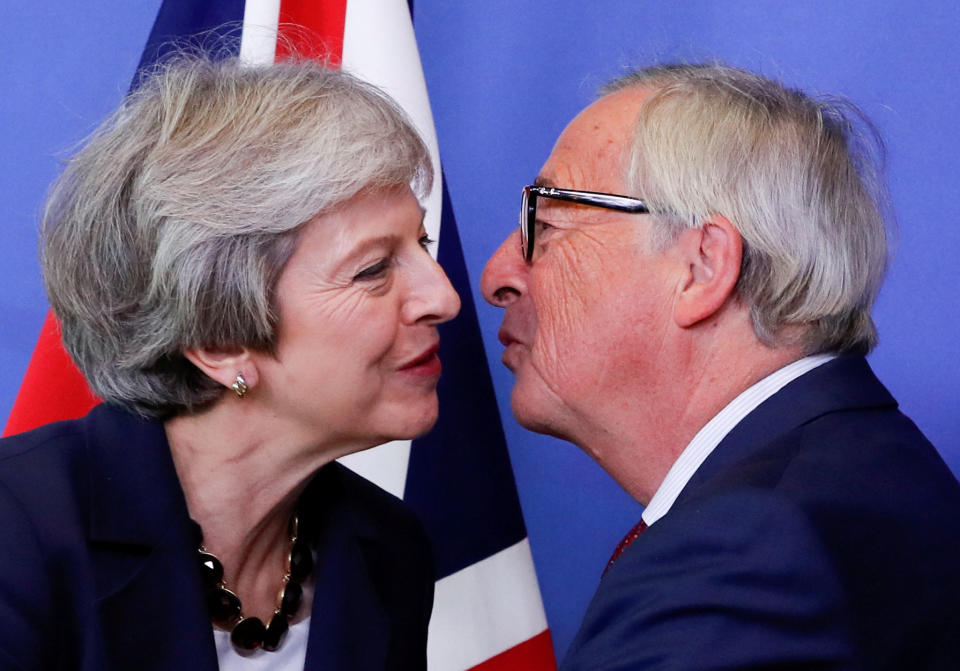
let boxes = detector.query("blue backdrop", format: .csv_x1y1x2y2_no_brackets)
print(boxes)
3,1,958,660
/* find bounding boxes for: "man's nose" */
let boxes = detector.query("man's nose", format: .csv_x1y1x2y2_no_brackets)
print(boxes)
480,229,527,308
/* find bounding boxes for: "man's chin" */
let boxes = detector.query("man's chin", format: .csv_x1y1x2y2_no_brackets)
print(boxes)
510,388,570,442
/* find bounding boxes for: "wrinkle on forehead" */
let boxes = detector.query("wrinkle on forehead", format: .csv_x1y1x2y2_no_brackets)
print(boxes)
539,87,654,194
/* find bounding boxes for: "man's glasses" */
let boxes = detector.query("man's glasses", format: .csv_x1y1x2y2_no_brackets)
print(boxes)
520,185,649,262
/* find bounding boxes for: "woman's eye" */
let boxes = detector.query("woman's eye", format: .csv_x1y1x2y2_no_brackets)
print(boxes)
419,233,435,250
353,258,390,281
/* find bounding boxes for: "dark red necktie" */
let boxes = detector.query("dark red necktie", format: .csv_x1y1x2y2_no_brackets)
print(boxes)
604,519,648,575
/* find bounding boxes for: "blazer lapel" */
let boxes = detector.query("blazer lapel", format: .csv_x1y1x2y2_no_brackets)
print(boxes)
303,529,391,670
303,465,392,671
675,355,897,506
85,405,219,671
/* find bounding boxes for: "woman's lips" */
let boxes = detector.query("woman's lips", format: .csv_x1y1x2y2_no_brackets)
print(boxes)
399,344,442,376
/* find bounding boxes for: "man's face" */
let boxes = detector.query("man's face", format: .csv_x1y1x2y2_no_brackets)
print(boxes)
481,88,680,449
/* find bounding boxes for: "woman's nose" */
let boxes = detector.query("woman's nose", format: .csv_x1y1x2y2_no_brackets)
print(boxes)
405,255,461,325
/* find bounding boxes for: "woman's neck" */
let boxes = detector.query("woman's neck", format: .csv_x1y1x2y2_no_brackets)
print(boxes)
163,399,345,623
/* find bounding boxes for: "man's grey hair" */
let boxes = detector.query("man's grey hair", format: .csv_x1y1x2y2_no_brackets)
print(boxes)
41,54,432,418
604,64,890,354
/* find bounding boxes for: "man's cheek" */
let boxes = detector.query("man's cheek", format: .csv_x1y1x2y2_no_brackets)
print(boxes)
537,259,587,341
530,259,596,387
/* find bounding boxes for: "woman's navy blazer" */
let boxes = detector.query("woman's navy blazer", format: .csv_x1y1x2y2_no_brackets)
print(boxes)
0,404,434,670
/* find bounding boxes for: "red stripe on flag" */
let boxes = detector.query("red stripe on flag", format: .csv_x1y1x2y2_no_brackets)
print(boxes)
3,3,353,438
3,312,100,437
467,630,557,671
276,0,347,64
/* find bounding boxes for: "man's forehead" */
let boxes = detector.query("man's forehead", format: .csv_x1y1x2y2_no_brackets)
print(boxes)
538,86,654,193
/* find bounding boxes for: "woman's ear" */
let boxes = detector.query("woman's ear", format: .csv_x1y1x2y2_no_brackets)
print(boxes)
673,215,743,328
183,346,259,394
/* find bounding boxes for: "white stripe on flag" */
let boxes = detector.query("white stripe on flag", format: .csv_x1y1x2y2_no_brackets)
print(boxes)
239,0,280,65
341,0,443,247
428,539,550,670
337,439,411,499
335,0,446,498
236,0,415,500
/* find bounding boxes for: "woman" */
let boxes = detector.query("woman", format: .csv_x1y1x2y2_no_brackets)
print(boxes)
0,54,459,670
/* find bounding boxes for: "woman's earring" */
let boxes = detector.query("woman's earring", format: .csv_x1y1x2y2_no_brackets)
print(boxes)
231,373,248,398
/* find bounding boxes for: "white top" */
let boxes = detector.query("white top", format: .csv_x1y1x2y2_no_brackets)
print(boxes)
214,616,310,671
641,353,836,527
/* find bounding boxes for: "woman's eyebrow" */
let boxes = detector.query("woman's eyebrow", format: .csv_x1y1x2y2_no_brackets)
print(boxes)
337,234,401,267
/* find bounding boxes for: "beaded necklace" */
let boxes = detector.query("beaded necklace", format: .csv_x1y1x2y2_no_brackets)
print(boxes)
198,514,314,652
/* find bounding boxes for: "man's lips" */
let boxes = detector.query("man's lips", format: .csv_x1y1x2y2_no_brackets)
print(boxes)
497,328,525,371
498,328,520,348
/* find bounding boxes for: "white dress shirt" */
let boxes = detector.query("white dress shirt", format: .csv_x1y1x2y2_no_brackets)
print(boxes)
641,353,836,527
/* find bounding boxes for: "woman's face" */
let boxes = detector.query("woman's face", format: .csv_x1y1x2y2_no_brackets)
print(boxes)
252,187,460,449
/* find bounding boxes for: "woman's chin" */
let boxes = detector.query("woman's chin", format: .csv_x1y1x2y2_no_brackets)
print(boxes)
382,400,440,442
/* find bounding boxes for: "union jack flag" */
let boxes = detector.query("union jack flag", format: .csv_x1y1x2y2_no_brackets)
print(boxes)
3,1,556,669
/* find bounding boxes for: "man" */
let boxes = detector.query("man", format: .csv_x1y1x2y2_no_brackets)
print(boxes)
481,64,960,670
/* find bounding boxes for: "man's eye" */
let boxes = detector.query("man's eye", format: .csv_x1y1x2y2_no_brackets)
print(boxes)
419,233,436,250
534,221,556,248
535,220,555,236
354,258,390,281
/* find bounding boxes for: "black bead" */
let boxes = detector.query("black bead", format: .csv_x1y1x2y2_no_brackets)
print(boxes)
231,617,267,650
289,541,313,583
207,587,242,627
197,511,309,654
262,613,289,652
198,552,224,589
279,580,303,618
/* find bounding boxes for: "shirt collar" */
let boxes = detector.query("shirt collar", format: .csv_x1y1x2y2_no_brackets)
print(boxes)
641,353,836,526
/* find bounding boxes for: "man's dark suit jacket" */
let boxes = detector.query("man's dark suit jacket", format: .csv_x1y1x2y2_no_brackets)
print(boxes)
561,356,960,670
0,404,434,670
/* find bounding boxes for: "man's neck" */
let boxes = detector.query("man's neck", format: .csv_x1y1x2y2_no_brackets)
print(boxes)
641,352,836,525
580,325,805,505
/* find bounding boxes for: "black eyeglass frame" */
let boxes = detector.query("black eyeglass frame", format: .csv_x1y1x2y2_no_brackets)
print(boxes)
520,185,649,262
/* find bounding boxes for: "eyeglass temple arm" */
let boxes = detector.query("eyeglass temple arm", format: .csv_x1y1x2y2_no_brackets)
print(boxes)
532,187,648,212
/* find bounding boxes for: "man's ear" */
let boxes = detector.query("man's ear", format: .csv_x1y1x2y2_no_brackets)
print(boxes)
183,346,259,393
674,215,742,328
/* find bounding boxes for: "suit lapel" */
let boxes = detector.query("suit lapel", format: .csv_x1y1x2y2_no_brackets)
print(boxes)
84,410,399,670
84,405,219,671
675,356,897,507
303,465,392,670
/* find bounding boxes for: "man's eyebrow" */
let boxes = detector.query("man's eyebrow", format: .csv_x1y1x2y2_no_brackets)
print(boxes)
533,176,556,188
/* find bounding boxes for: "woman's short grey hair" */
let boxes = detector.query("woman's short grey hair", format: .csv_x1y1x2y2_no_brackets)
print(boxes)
604,64,890,354
41,54,432,418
